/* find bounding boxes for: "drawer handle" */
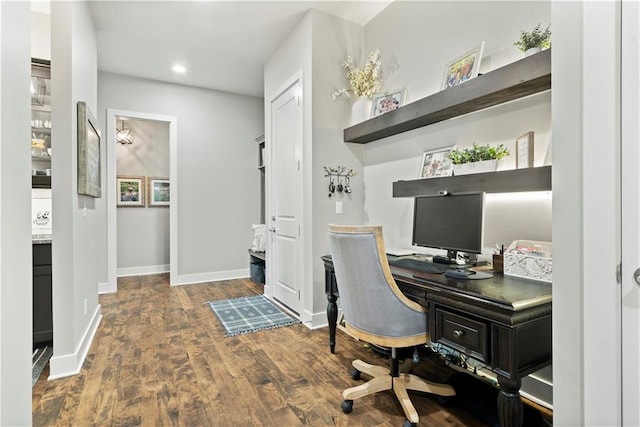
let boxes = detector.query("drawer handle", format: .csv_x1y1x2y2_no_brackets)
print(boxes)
453,330,464,338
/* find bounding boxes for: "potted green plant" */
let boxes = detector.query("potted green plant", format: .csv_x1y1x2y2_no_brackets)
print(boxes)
447,143,510,175
514,23,551,56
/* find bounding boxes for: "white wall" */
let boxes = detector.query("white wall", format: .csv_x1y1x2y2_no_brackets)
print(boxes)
49,0,103,378
31,10,50,60
0,2,33,423
116,118,170,275
98,72,264,283
310,10,366,316
362,1,552,260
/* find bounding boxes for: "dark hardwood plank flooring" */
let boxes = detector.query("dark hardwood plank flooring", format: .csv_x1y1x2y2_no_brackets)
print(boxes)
33,275,499,426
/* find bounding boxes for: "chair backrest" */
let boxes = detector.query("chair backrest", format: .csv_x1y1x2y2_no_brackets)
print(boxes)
328,225,428,346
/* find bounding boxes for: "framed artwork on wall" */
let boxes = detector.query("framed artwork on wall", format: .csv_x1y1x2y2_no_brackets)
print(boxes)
147,177,170,207
77,101,102,197
419,146,454,179
371,88,406,117
116,175,145,207
516,131,535,168
442,42,485,90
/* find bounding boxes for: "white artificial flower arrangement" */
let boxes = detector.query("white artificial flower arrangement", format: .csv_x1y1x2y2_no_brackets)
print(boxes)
332,49,382,100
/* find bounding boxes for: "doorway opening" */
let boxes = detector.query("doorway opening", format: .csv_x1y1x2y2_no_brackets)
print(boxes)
104,109,177,293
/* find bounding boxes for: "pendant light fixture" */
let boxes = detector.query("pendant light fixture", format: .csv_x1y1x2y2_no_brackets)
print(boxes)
116,118,134,145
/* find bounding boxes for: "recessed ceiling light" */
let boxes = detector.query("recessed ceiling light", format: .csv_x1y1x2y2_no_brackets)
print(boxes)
172,64,187,73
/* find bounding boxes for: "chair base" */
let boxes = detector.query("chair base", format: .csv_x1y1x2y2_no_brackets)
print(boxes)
343,358,456,424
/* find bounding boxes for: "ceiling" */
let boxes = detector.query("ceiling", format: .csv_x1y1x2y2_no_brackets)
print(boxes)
86,1,392,98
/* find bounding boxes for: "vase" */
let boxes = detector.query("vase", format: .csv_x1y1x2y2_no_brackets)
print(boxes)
351,96,372,125
452,159,501,176
525,47,542,57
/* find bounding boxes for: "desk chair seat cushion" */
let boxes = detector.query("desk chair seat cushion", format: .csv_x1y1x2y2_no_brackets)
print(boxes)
329,228,427,341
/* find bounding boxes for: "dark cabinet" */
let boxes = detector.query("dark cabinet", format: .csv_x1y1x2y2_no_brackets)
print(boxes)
33,243,52,345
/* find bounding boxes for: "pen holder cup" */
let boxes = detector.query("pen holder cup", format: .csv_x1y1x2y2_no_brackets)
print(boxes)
492,254,504,273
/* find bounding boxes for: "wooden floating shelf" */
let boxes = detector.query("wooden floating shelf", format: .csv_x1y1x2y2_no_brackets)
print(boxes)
392,166,552,197
344,49,551,144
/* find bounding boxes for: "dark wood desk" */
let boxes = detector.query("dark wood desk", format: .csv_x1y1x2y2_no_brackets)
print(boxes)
321,255,552,427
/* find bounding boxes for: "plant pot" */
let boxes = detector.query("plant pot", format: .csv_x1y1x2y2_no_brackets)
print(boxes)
351,96,372,125
525,47,542,57
452,159,501,176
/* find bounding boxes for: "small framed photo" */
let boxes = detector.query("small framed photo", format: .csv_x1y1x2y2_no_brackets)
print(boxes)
371,88,406,117
116,176,145,207
147,177,170,207
419,146,454,179
516,131,535,168
442,42,485,90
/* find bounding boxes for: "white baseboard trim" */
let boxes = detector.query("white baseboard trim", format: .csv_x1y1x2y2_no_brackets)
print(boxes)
98,281,113,294
308,309,330,330
117,264,169,278
263,284,272,298
175,268,249,286
48,304,102,380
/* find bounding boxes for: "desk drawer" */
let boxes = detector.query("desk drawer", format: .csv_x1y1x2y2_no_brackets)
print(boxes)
434,308,489,362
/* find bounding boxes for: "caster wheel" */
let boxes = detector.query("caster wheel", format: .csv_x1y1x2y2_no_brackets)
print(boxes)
402,420,417,427
437,396,453,407
341,400,353,414
349,367,361,380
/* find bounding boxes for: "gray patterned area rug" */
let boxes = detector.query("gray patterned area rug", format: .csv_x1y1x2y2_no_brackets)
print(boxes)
206,295,300,337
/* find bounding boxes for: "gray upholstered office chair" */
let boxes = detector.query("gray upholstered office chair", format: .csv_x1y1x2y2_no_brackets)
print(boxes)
328,224,455,427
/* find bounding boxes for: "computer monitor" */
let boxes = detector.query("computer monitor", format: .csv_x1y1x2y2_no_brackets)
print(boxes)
412,192,485,263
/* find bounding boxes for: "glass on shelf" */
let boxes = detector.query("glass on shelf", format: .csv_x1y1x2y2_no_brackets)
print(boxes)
31,133,50,158
31,76,47,106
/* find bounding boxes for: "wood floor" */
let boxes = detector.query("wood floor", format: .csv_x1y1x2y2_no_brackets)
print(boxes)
32,275,499,426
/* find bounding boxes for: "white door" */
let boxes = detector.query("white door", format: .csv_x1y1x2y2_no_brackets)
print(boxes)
621,3,640,425
267,77,302,314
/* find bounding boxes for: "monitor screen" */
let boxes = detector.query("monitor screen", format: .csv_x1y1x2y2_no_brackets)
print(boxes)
412,192,485,257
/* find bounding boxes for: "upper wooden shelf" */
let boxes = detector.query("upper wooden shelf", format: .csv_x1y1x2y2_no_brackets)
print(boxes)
344,49,551,144
392,165,552,197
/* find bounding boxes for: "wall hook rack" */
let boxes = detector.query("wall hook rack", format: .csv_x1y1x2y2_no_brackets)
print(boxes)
324,166,357,198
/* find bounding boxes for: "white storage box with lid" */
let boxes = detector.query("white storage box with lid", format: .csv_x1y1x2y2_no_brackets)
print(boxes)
503,240,552,283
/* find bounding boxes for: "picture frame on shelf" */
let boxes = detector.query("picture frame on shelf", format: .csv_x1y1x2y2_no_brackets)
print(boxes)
371,88,406,117
116,175,145,207
419,146,455,179
516,131,535,168
77,101,102,198
442,42,485,90
147,177,170,207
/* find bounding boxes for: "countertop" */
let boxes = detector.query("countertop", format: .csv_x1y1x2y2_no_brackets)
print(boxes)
32,234,52,244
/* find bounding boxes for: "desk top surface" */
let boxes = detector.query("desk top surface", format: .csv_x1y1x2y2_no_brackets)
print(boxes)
321,254,552,312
